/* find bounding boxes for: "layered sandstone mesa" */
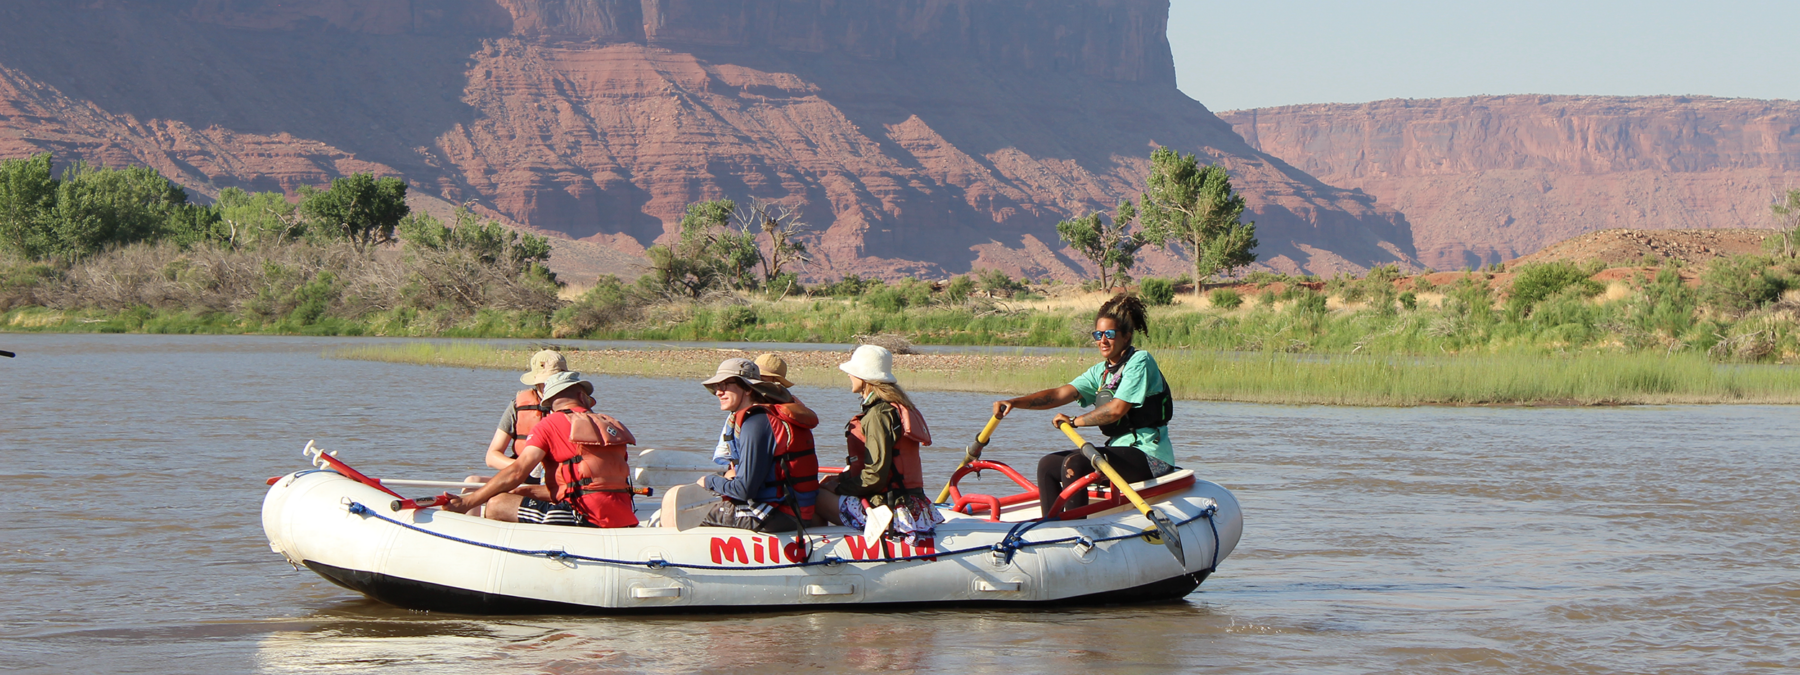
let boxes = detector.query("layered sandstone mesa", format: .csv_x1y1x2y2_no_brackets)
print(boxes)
1220,96,1800,271
0,0,1416,279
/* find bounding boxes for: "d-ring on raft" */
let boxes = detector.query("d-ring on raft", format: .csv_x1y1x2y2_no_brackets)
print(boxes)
262,442,1243,613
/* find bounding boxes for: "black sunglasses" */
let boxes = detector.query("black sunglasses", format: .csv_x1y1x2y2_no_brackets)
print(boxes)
1091,329,1122,341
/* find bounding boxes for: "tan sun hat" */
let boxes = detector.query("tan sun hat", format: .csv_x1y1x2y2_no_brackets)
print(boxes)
701,358,762,392
520,349,567,385
751,353,794,388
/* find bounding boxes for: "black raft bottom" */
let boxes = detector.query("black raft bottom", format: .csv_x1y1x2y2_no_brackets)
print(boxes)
305,561,1210,616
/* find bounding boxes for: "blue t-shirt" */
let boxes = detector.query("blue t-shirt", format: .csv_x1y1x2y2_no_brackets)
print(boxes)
1069,349,1174,464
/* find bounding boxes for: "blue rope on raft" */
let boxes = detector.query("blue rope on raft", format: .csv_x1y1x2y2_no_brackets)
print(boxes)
344,501,1222,573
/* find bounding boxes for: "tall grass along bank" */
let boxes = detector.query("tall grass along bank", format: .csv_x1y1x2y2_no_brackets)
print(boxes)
332,343,1800,407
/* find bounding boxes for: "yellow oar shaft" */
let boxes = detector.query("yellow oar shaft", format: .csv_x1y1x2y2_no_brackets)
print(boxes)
935,416,1001,504
1057,422,1156,518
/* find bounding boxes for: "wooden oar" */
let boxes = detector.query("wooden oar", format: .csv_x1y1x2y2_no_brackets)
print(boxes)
1056,422,1185,567
934,415,1001,504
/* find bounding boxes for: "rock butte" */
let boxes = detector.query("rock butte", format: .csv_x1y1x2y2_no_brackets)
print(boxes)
0,0,1415,282
1219,95,1800,271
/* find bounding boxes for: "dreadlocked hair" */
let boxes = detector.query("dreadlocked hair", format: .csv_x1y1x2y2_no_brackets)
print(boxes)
1096,293,1149,336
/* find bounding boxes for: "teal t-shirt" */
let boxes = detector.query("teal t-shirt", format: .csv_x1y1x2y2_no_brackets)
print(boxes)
1069,349,1174,464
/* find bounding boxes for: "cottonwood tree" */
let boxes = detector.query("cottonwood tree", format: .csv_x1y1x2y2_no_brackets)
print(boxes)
298,173,410,253
645,199,762,297
1138,147,1259,295
1057,199,1146,290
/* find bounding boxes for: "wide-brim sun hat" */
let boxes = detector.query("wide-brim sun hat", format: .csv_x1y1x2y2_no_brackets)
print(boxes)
838,345,896,384
751,353,794,388
539,370,594,402
749,380,795,404
702,357,762,392
519,349,568,385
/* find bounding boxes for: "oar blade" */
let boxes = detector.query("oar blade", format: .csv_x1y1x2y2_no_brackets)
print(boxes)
1147,510,1186,567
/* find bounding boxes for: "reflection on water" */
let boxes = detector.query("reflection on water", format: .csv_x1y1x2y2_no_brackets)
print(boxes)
2,333,1796,673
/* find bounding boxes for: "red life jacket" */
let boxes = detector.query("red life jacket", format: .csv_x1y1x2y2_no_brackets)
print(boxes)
845,400,932,494
733,403,820,521
542,407,636,503
509,388,546,458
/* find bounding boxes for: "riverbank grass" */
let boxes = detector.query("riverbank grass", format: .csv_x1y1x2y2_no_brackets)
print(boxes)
330,343,1800,406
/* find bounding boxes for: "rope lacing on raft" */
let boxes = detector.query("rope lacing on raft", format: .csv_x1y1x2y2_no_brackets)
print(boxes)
342,501,1222,573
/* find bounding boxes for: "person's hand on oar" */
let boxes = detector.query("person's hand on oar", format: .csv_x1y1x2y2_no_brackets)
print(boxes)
1056,421,1186,567
934,414,1002,504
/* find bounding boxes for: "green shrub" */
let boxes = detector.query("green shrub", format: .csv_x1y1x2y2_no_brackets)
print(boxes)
1209,288,1243,310
1140,278,1176,306
1507,262,1603,320
1700,255,1786,314
864,286,905,313
1292,290,1327,316
719,304,758,330
944,275,975,303
1257,289,1276,308
977,268,1025,298
1398,291,1418,311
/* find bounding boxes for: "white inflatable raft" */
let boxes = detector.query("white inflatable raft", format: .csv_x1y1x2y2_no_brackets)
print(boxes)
262,445,1242,614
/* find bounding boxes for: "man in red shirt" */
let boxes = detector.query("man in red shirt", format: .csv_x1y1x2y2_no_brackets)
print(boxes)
447,371,639,528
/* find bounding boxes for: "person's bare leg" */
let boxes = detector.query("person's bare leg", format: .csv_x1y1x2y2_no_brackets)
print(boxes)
814,486,843,526
483,493,524,522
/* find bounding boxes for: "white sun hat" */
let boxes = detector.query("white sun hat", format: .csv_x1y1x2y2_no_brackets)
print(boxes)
838,345,896,383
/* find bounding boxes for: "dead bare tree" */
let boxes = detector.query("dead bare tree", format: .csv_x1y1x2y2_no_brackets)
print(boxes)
735,199,812,291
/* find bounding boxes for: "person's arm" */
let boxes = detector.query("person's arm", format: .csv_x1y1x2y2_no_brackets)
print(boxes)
1053,398,1132,429
482,427,513,470
448,443,546,513
992,384,1081,420
835,404,897,498
704,414,773,502
778,398,819,428
1055,353,1151,429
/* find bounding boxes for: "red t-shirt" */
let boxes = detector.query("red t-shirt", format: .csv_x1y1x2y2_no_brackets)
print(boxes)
523,409,639,528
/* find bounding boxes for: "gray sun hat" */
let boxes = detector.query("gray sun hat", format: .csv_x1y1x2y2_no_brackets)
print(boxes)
539,370,594,402
702,358,761,392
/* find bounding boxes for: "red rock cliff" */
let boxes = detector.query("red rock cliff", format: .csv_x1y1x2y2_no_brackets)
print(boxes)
1,1,1415,279
1220,96,1800,270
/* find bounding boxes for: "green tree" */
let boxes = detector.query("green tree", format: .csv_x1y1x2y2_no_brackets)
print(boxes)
298,173,409,253
50,161,192,258
399,207,552,275
1138,148,1259,296
0,153,58,259
216,187,306,247
645,199,754,297
1057,199,1146,290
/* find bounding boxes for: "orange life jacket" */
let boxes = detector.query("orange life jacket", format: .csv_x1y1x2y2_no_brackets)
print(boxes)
542,407,636,503
845,400,932,494
732,403,820,520
509,388,546,457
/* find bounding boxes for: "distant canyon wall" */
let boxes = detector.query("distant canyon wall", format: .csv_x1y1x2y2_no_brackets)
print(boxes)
3,1,1417,280
1220,95,1800,270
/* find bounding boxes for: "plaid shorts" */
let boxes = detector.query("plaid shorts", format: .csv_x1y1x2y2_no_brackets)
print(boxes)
515,497,595,527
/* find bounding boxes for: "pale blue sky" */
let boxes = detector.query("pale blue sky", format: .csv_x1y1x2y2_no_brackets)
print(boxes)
1169,0,1800,111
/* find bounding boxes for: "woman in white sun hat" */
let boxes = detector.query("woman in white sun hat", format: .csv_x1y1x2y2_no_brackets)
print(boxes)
817,345,943,545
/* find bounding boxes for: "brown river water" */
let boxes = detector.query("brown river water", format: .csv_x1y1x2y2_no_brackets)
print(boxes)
2,334,1796,674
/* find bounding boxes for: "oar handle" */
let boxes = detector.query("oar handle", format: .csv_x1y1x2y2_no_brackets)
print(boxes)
390,494,453,512
1056,422,1157,519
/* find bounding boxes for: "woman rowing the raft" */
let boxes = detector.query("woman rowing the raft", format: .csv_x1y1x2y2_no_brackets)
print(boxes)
992,293,1179,518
